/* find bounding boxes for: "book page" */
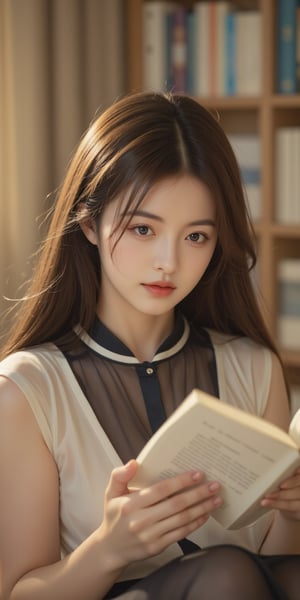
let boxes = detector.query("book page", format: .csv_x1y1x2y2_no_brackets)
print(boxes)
132,392,300,528
158,423,270,495
140,414,293,496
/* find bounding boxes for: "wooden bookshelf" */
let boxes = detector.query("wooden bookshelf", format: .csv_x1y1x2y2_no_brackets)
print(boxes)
125,0,300,386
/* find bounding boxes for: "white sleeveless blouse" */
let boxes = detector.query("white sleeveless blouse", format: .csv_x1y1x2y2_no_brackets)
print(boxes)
0,328,274,581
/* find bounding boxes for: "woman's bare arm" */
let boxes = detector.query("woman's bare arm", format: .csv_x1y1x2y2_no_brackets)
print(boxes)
0,378,123,600
0,377,223,600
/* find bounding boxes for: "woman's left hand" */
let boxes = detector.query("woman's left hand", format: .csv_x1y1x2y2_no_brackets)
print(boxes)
261,467,300,521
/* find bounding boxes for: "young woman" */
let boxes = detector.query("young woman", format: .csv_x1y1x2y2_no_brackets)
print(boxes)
0,92,299,600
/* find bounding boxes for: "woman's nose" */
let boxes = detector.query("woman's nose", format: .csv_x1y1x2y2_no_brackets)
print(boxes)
153,238,177,273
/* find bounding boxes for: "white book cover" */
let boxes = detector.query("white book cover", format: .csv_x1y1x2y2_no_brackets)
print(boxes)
194,1,211,96
277,259,300,350
275,128,292,223
275,128,300,224
236,12,262,95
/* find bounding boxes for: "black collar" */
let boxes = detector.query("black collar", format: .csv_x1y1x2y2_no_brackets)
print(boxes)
74,313,190,365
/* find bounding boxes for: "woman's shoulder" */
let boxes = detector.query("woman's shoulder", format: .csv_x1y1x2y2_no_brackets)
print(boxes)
206,328,271,365
206,329,272,415
0,343,68,403
0,343,62,373
0,344,76,455
206,328,266,350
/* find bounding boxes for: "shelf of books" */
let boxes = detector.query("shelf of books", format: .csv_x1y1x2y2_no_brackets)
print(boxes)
125,0,300,399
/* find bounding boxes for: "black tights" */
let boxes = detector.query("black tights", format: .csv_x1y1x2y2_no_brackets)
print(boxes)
106,545,300,600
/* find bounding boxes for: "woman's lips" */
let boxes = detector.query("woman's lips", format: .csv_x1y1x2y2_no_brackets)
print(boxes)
142,282,176,297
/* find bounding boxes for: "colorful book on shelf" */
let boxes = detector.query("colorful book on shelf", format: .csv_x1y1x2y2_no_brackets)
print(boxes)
224,9,236,95
130,388,300,530
186,10,195,94
170,7,187,93
142,1,177,91
208,1,217,95
275,127,300,224
235,11,262,95
194,1,211,96
228,134,261,221
297,0,300,92
214,2,232,96
277,0,297,94
278,259,300,351
194,1,232,97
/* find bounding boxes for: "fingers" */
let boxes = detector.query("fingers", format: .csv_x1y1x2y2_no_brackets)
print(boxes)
261,494,300,519
125,478,223,556
105,460,139,500
103,468,223,562
144,486,222,536
140,477,222,523
262,470,300,502
108,468,222,518
129,512,210,558
261,471,300,518
279,469,300,490
137,470,215,507
126,473,222,541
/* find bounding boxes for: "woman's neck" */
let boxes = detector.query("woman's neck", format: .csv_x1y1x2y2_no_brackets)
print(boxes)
96,307,175,362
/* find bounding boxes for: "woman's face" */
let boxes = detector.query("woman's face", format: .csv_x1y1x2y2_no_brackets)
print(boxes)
83,174,217,324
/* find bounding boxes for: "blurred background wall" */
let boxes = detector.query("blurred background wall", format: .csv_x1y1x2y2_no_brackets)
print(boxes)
0,0,126,336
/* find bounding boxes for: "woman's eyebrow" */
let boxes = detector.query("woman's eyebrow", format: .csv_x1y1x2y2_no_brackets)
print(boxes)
187,219,216,227
123,210,215,227
121,209,163,221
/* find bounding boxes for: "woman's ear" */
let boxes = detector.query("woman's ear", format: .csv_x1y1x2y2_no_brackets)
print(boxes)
77,202,98,245
79,218,98,246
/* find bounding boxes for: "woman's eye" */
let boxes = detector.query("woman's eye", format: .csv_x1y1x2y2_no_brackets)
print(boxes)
187,232,206,243
133,225,152,236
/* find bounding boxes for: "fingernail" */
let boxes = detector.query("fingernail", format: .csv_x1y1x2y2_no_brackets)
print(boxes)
191,471,203,481
261,499,270,506
213,496,223,506
208,482,220,492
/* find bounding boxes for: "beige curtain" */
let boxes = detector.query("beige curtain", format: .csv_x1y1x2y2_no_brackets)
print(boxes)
0,0,126,334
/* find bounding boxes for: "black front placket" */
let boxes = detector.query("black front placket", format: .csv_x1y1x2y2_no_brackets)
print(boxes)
135,363,165,432
135,362,201,555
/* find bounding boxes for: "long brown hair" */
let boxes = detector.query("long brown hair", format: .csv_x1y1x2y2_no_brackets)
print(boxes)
0,91,278,359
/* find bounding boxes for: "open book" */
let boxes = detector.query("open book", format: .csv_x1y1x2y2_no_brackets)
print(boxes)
130,389,300,530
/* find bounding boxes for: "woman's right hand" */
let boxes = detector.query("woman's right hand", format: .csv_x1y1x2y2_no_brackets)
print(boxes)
99,460,223,570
